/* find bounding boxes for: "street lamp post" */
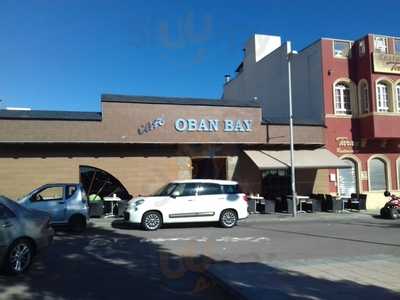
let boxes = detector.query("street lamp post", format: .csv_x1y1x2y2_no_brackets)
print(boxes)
287,42,297,217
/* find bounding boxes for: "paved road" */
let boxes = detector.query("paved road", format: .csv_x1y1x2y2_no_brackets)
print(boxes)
0,221,228,300
1,214,399,299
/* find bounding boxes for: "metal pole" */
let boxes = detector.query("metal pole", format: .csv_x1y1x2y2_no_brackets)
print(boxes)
287,43,297,217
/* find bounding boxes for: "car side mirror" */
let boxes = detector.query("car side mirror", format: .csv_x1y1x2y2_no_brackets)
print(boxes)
170,194,177,199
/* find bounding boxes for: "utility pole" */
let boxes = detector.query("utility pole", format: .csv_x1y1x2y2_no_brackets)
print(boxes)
287,41,297,217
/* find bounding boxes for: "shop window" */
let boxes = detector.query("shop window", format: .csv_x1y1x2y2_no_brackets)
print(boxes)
79,166,130,200
333,40,351,58
395,39,400,54
359,81,369,113
376,82,390,112
262,169,290,197
369,158,388,191
334,83,352,115
374,36,388,53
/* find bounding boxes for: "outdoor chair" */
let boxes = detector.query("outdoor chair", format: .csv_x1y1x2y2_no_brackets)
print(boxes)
359,194,367,210
89,200,104,218
348,193,360,210
276,195,288,212
311,197,322,212
263,198,276,214
116,201,128,217
348,193,367,210
324,194,333,211
324,194,341,212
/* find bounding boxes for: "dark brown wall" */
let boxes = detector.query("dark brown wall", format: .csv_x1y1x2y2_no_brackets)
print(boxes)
0,101,325,145
232,152,262,195
0,102,265,144
266,125,325,145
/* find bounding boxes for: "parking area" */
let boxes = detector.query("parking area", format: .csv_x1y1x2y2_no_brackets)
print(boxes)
1,214,400,299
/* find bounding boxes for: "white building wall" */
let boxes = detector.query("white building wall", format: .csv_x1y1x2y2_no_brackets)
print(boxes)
291,41,325,124
223,34,324,125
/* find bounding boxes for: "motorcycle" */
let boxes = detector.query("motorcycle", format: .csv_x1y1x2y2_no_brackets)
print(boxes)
380,191,400,219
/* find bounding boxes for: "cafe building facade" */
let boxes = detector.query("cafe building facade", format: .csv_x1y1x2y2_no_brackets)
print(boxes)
0,94,346,202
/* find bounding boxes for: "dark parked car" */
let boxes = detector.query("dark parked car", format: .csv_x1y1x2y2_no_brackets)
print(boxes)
0,196,54,274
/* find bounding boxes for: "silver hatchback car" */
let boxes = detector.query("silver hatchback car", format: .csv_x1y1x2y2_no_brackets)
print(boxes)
0,196,54,274
18,184,89,233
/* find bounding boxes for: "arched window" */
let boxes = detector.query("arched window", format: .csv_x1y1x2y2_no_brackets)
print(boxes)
334,83,352,114
376,82,390,112
359,81,369,113
396,84,400,112
79,166,130,200
369,158,388,191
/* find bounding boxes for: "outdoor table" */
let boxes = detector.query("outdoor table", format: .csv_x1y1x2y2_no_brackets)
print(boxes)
287,195,310,213
248,196,264,214
103,195,122,218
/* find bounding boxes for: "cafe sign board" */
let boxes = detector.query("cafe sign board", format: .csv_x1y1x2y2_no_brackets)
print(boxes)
175,118,253,132
373,53,400,74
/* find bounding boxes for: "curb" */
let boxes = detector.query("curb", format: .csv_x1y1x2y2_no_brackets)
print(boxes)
204,269,247,300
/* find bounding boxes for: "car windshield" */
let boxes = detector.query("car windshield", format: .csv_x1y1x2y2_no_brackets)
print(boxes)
0,195,30,214
152,183,178,196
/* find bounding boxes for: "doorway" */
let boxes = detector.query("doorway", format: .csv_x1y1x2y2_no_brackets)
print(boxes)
191,158,226,180
338,158,358,197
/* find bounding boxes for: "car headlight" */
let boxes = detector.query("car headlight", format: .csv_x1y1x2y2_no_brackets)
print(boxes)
135,199,144,206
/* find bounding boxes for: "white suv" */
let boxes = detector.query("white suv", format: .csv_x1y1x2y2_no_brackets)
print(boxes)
124,180,248,231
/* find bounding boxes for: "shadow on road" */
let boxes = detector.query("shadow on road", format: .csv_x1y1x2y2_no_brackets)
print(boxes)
209,261,400,300
111,219,220,230
0,220,399,300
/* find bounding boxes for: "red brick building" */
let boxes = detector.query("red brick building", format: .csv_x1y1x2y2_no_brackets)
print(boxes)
223,34,400,209
322,34,400,207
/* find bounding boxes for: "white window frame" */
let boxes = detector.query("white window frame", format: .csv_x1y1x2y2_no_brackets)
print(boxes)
394,39,400,55
368,157,388,191
334,83,352,114
333,40,352,58
397,157,400,191
359,81,369,113
376,83,389,112
374,36,388,54
396,85,400,112
359,40,366,57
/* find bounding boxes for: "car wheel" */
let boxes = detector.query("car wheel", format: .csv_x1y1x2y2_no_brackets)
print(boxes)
389,208,399,220
380,208,388,219
5,239,34,275
142,211,162,231
69,215,87,233
219,209,238,228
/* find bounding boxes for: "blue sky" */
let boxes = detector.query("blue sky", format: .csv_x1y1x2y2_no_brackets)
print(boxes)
0,0,399,112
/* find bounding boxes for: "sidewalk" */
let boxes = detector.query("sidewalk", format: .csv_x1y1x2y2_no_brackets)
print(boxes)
241,210,380,224
207,254,400,300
